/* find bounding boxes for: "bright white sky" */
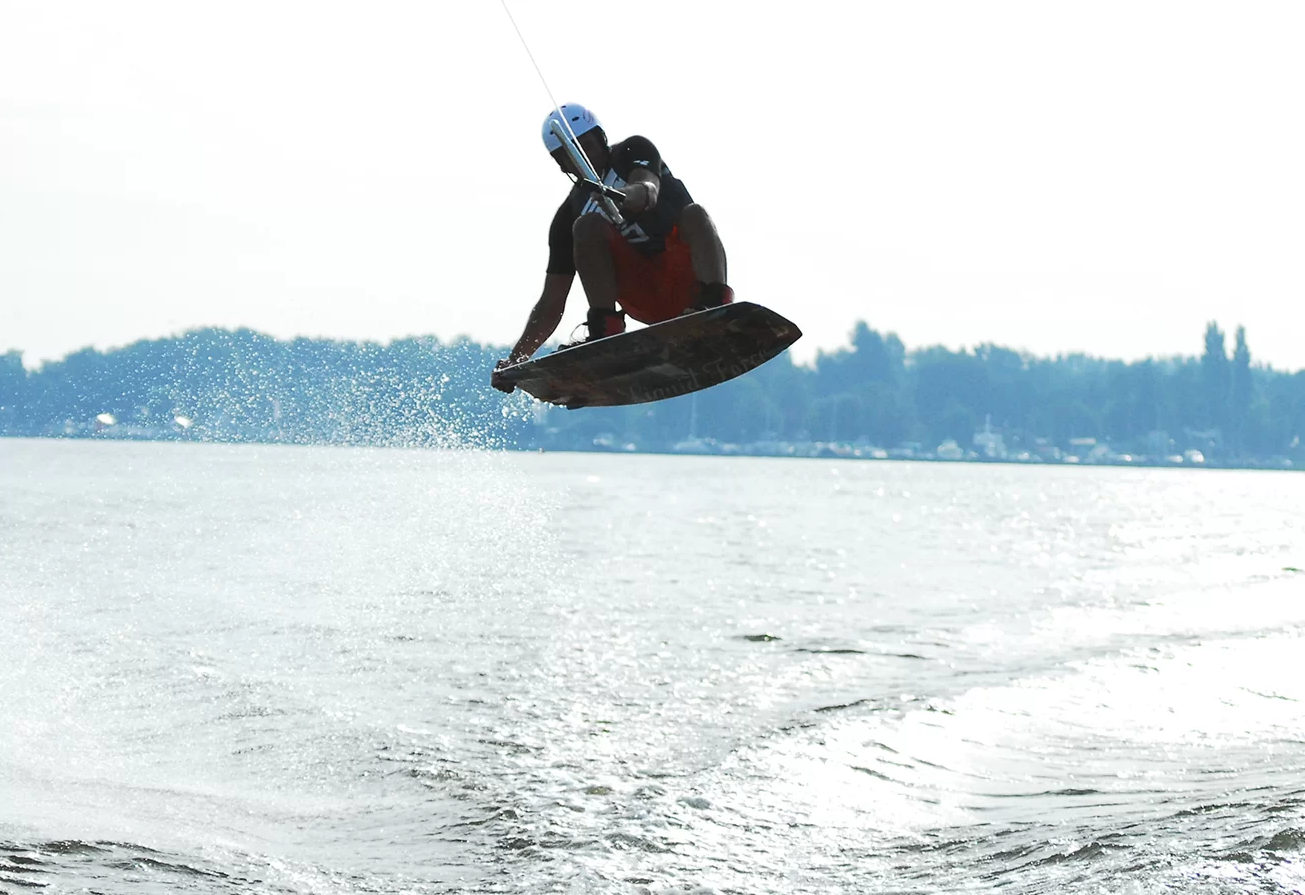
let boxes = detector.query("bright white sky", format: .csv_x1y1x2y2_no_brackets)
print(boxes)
2,1,1303,370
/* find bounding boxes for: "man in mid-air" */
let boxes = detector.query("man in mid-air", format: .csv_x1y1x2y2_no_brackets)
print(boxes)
491,104,732,392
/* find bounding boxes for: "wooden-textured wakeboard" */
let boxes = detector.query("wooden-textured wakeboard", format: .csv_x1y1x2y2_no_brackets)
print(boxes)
497,301,802,409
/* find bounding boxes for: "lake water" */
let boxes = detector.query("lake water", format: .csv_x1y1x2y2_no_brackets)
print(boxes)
1,438,1303,894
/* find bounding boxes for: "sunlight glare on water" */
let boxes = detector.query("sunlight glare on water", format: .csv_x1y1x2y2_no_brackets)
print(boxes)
1,440,1303,893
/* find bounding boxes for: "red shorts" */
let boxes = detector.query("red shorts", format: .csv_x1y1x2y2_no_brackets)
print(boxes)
608,226,698,324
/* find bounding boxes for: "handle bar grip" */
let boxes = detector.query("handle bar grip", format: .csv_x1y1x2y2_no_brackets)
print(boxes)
579,179,626,202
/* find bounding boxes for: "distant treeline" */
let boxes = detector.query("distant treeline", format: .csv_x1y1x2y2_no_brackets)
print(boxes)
2,322,1303,462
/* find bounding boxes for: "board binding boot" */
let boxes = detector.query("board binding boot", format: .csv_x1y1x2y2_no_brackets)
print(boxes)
685,282,735,313
560,307,626,350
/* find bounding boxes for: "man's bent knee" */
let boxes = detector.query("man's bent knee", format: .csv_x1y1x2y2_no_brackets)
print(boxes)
573,212,616,247
678,203,711,231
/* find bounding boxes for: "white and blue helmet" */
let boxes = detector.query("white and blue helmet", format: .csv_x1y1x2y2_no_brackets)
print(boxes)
541,103,604,152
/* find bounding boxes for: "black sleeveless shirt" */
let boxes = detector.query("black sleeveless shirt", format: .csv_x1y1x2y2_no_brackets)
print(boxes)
545,135,694,276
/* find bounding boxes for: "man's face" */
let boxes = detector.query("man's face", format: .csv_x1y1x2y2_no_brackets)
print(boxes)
550,129,609,179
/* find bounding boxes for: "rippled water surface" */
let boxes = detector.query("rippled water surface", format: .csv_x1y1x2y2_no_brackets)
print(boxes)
2,439,1303,893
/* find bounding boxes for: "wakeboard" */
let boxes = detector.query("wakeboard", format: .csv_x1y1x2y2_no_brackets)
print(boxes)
497,301,802,409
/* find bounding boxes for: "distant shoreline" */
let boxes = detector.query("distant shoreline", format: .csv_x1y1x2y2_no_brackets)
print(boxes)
6,323,1303,473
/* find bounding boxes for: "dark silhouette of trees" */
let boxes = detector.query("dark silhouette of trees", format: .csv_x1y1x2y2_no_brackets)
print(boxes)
1201,321,1230,433
0,329,524,447
1230,326,1252,455
2,321,1303,467
0,350,27,433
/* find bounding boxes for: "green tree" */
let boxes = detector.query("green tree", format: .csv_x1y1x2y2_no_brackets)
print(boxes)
1230,325,1252,455
0,350,27,433
858,381,913,448
931,399,978,447
1201,321,1230,434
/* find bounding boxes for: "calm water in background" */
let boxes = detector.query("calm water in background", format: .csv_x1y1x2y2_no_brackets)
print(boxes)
1,438,1303,894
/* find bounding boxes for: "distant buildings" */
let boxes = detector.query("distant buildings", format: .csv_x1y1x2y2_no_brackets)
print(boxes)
973,416,1006,459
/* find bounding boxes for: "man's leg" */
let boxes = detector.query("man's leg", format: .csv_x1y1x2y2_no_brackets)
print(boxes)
572,213,620,311
677,204,727,285
571,213,626,339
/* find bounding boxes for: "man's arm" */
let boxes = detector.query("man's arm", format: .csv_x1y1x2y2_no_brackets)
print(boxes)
611,135,663,215
620,169,660,215
509,272,573,362
491,272,574,392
